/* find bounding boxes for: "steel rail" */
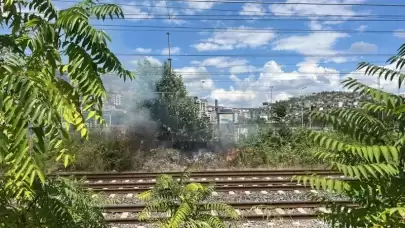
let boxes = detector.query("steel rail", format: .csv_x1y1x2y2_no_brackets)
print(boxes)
101,200,355,213
105,213,318,223
89,184,318,193
86,178,352,189
56,169,340,180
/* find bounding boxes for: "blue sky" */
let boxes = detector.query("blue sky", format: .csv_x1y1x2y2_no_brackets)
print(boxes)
31,1,405,107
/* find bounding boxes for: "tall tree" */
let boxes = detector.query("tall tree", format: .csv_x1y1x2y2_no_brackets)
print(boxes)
145,63,212,150
271,100,289,124
0,0,132,226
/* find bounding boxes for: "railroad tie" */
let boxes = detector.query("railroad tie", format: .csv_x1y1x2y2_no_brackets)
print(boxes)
318,207,331,214
292,221,301,226
277,190,285,195
275,208,286,215
254,208,264,215
126,193,133,198
120,212,129,219
297,208,308,214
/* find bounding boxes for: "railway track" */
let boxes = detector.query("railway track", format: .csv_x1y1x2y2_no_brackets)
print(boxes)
103,200,355,224
66,169,350,225
57,169,340,181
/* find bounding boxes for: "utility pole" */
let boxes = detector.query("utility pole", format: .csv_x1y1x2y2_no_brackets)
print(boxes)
269,85,273,122
166,32,172,70
300,86,307,128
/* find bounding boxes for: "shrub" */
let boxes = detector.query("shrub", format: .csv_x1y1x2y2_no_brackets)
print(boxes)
137,171,240,227
230,126,322,168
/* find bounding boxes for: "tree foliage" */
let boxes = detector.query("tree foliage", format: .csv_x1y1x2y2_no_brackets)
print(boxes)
0,178,107,228
0,0,132,226
144,63,212,150
271,100,289,124
294,44,405,227
137,171,240,228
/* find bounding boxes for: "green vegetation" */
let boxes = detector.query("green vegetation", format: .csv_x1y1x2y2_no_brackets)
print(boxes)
142,62,213,150
137,172,240,227
0,178,106,228
0,0,131,227
295,46,405,227
231,127,322,168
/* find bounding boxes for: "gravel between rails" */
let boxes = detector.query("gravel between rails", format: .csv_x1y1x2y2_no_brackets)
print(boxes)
95,190,348,205
109,220,330,228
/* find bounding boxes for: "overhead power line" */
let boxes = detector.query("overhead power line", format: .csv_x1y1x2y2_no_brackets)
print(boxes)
93,16,405,22
95,24,405,34
157,0,405,7
114,53,394,57
54,0,405,7
53,0,405,17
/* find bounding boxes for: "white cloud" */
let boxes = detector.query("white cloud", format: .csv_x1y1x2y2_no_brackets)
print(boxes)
130,56,162,66
121,4,153,20
182,0,216,14
161,47,181,55
135,47,152,54
195,57,256,74
357,25,368,32
211,88,257,103
208,60,343,107
349,41,377,53
270,0,368,30
198,57,248,68
229,65,257,74
193,26,276,51
272,32,349,62
394,29,405,38
175,66,216,96
240,3,266,16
